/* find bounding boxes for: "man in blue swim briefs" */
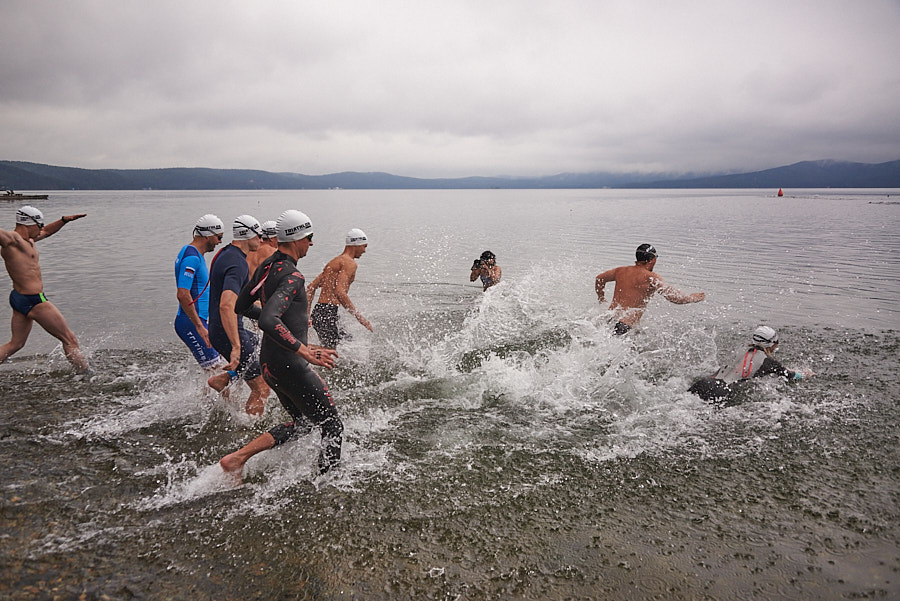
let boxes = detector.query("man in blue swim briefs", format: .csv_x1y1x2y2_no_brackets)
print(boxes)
174,214,232,389
0,205,89,372
207,214,270,415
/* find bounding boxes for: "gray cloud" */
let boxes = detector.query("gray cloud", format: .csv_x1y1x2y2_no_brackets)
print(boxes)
2,0,898,177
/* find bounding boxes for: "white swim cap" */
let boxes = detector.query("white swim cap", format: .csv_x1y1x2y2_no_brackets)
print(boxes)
276,209,314,242
260,220,278,239
346,228,368,246
751,326,779,348
233,215,262,240
16,205,44,227
193,214,224,237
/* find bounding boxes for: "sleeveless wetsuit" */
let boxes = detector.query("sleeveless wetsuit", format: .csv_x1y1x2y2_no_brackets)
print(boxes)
689,346,801,403
173,244,222,368
236,250,342,474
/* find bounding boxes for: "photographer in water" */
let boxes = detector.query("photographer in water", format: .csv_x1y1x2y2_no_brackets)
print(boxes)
469,250,502,291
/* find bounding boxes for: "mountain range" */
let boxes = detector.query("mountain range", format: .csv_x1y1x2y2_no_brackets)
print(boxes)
1,159,899,190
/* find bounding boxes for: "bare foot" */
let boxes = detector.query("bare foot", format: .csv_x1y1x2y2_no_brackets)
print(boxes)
245,397,265,416
219,452,245,485
208,371,232,392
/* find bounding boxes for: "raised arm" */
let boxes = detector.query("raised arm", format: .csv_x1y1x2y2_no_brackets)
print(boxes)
35,214,86,241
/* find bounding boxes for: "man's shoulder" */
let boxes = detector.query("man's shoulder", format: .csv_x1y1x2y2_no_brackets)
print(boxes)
0,228,27,247
325,254,352,270
212,245,244,269
177,244,201,260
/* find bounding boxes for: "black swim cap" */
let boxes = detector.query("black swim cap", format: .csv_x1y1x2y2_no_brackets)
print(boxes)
636,244,657,262
480,251,496,262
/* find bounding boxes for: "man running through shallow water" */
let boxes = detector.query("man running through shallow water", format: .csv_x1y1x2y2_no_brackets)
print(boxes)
306,228,373,348
595,243,705,335
220,210,341,482
173,214,230,389
207,214,270,415
0,206,89,372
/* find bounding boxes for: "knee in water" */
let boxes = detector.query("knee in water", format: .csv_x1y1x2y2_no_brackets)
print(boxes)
269,422,297,446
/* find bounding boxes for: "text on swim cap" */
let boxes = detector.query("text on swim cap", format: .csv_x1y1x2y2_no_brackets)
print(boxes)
285,222,311,235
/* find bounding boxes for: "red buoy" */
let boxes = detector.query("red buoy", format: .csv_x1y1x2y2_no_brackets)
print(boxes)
777,188,784,197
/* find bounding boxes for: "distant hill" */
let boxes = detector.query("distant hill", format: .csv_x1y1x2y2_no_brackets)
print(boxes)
1,159,898,190
628,159,900,189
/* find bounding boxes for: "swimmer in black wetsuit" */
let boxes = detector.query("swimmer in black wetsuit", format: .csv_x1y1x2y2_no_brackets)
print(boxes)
688,325,815,404
220,209,341,482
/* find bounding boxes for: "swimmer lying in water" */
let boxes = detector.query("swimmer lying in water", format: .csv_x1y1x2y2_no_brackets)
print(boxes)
688,326,815,404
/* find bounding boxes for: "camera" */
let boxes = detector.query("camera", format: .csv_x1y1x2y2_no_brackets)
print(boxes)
472,259,483,270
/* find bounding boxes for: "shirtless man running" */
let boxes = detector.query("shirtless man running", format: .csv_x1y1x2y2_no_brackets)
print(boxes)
0,206,89,371
595,243,705,335
306,228,373,348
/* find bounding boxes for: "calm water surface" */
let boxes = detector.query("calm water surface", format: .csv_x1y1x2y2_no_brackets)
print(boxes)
1,189,898,600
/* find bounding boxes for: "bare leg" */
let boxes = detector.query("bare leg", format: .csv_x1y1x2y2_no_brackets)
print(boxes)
244,375,270,416
27,302,88,372
0,310,33,364
219,432,276,484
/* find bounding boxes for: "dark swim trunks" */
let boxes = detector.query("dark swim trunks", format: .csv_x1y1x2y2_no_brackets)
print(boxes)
9,290,48,316
311,303,348,348
613,321,631,336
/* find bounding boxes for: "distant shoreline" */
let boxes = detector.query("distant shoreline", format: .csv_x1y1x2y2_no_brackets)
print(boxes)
2,158,900,190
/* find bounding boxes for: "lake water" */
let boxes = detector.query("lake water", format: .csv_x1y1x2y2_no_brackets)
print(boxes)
1,189,898,600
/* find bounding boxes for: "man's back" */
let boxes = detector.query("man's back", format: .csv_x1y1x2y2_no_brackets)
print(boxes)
608,265,657,312
314,254,357,305
596,244,705,330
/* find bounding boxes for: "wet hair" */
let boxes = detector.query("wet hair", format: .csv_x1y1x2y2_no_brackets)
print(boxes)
480,251,496,262
635,243,657,263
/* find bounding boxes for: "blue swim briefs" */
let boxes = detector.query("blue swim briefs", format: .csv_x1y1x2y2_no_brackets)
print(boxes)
9,290,48,316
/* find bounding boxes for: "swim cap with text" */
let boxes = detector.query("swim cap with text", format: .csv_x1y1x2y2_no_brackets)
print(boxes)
346,228,368,246
16,205,44,227
233,215,262,240
277,209,314,242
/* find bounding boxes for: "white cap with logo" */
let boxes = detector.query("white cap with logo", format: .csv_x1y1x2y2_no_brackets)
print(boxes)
346,228,368,246
260,220,278,239
233,215,262,240
16,205,44,227
193,214,224,237
276,210,314,242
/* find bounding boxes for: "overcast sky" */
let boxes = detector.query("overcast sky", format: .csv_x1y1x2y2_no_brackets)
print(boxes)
2,0,898,178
